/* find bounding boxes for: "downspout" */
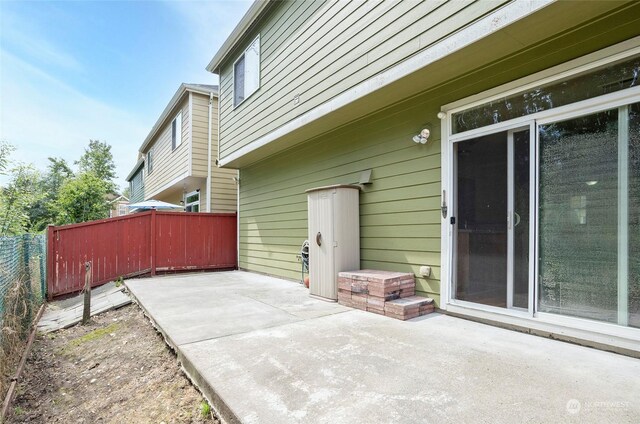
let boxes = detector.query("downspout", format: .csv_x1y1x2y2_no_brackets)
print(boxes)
206,91,213,213
216,69,239,267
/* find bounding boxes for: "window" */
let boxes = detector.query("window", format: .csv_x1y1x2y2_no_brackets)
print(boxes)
118,204,128,216
185,190,200,212
452,54,640,134
233,35,260,107
146,151,153,175
172,111,182,150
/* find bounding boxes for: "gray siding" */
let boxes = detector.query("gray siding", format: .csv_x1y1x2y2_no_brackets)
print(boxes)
129,167,144,203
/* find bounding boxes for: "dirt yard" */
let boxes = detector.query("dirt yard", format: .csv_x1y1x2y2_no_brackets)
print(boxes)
6,303,219,423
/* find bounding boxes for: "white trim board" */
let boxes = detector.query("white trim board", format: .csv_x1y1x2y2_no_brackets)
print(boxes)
219,0,555,167
446,304,640,357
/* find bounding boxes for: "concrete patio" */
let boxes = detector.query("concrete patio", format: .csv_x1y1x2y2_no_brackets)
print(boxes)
126,271,640,424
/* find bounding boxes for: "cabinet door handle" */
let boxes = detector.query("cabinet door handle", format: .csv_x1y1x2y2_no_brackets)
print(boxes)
316,232,322,246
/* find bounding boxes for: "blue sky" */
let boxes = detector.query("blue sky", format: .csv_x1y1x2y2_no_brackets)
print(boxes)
0,0,252,191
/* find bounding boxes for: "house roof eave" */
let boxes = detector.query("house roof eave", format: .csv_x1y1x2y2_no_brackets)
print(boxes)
206,0,273,74
138,83,218,154
125,158,145,182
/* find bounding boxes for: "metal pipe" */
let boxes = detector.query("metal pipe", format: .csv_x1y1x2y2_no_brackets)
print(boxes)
206,91,213,213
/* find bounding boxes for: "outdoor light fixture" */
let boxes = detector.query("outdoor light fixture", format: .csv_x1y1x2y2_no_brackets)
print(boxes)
437,112,446,119
413,128,430,144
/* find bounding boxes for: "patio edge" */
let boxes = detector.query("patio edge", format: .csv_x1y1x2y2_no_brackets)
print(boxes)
125,283,242,424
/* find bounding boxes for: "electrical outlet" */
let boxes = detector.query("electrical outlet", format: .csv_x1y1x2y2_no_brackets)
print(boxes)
419,266,431,277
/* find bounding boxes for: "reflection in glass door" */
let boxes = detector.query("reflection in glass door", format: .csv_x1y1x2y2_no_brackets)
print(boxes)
455,128,530,310
538,104,640,328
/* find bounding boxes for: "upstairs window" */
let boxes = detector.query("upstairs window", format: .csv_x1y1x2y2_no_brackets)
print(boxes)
146,151,153,175
185,190,200,212
172,111,182,150
233,35,260,107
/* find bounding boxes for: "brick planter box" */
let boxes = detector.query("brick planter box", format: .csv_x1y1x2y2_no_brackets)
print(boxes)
337,270,434,320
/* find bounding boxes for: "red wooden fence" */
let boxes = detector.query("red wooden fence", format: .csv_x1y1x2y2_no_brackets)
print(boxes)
46,210,237,298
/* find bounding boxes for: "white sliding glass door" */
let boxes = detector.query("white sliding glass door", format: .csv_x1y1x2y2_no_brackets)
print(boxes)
453,125,533,312
443,46,640,337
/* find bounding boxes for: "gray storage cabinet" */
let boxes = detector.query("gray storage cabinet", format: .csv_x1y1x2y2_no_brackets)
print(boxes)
306,184,360,301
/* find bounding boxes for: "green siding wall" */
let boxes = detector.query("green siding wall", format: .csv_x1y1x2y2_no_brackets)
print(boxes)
219,0,508,162
236,1,640,307
239,97,443,304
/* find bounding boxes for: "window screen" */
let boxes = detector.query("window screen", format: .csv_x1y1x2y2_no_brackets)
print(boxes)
172,111,182,150
233,35,260,107
234,56,245,106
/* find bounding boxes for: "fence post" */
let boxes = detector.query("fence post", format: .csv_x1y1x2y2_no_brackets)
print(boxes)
46,225,54,300
39,235,46,300
22,234,33,329
82,261,91,325
150,209,156,276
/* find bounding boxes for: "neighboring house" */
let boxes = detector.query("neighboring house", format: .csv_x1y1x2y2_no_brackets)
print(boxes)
207,0,640,353
126,83,238,213
108,195,130,218
126,157,145,203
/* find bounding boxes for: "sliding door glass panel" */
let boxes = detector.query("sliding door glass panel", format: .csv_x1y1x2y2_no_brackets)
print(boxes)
513,130,530,309
629,103,640,328
456,132,507,307
539,110,618,323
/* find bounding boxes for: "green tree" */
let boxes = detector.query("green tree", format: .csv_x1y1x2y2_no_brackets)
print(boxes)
122,185,131,200
45,157,74,193
28,157,74,231
55,173,111,224
0,163,43,235
76,140,116,191
0,140,15,175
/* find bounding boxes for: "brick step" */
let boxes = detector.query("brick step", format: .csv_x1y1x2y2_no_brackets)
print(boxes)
336,269,435,321
338,270,415,299
384,296,434,321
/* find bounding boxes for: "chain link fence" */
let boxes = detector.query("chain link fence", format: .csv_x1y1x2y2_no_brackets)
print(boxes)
0,234,47,399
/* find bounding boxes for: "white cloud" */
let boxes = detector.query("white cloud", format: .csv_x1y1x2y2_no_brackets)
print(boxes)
1,8,83,72
0,49,148,191
164,0,253,83
0,0,253,190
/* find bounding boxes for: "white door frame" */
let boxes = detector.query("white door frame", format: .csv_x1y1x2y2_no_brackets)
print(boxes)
440,91,640,343
446,121,536,316
439,36,640,345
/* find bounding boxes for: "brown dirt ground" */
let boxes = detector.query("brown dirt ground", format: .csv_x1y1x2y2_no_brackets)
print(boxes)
6,303,220,424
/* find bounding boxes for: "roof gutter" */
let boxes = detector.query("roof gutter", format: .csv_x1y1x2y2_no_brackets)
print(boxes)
125,158,145,182
206,0,272,73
